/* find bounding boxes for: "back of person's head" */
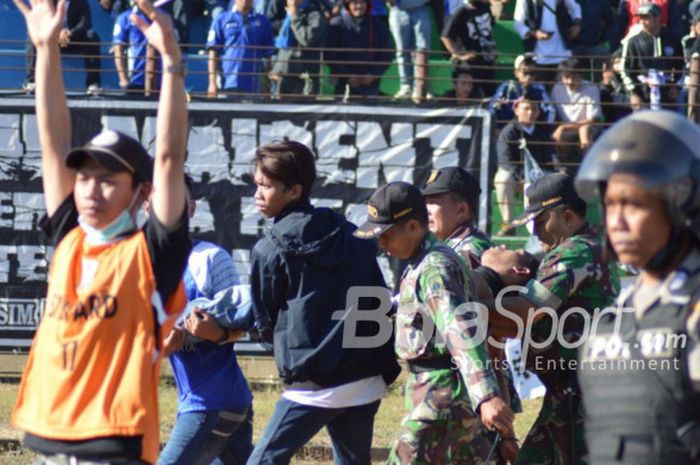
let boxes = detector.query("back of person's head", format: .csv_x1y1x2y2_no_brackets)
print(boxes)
254,140,317,199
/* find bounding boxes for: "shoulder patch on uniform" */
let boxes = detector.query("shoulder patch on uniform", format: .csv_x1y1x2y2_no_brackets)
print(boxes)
669,271,688,292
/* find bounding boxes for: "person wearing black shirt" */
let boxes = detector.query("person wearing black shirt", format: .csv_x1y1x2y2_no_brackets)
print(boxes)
441,0,497,95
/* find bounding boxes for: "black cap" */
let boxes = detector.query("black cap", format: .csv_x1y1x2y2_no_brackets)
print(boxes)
420,167,480,208
354,182,427,239
511,173,586,226
636,2,660,16
65,130,153,183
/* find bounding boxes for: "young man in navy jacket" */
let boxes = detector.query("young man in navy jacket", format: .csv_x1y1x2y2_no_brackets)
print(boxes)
246,140,400,465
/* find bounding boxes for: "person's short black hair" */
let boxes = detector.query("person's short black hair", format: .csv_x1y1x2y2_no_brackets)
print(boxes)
555,200,587,218
558,58,583,76
399,208,429,227
449,191,478,217
518,251,540,281
452,66,474,81
254,140,317,199
515,88,542,107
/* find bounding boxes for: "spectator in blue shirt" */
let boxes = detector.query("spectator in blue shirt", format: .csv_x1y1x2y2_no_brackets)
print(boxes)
99,0,130,19
489,53,555,130
207,0,276,97
157,175,254,465
113,5,166,94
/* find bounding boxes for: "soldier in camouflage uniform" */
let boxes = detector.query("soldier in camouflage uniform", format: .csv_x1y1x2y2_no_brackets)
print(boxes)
354,181,515,465
421,167,523,464
575,111,700,465
420,167,492,270
485,173,620,465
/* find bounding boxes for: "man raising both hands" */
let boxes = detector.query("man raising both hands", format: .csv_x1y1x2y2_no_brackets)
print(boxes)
11,1,190,464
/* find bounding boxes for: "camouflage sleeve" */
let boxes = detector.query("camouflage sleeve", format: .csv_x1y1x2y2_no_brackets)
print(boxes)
418,255,500,408
522,241,594,311
468,235,492,262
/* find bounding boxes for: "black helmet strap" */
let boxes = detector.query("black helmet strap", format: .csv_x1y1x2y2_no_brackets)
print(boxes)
645,228,684,273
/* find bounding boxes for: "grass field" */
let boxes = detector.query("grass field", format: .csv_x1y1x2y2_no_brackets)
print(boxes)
0,379,542,465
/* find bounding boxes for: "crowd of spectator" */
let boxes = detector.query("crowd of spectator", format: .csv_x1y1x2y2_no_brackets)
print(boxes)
18,0,700,110
14,0,700,225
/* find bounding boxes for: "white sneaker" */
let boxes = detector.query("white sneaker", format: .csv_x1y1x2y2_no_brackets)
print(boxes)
411,90,433,104
393,85,412,99
86,84,102,96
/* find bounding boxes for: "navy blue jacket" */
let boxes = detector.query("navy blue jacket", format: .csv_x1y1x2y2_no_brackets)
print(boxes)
325,14,394,81
250,200,400,388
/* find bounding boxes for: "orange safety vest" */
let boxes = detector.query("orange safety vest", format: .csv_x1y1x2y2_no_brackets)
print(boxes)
12,226,185,465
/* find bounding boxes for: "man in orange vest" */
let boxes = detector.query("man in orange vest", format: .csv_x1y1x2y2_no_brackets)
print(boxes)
11,0,190,463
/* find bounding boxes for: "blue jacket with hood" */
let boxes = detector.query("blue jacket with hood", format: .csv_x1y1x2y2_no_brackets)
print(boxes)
250,199,400,389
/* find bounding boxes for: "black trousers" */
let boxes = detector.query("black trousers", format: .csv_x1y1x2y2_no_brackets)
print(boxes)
25,29,102,87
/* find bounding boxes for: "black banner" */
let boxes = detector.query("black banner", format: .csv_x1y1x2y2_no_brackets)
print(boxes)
0,99,493,351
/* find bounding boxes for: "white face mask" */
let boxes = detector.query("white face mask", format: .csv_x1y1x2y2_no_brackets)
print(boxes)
78,185,142,245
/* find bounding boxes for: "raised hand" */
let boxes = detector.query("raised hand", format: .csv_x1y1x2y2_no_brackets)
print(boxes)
13,0,67,48
130,0,181,60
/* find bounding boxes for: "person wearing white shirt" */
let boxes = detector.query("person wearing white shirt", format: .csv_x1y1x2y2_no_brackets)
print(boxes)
513,0,581,86
550,58,601,174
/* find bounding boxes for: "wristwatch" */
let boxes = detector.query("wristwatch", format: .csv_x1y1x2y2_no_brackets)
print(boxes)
164,61,187,78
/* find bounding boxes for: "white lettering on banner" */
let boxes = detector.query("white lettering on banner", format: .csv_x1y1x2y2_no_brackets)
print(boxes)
190,198,216,234
231,249,251,284
0,115,22,178
0,192,47,230
0,299,45,328
315,120,357,185
357,122,416,187
101,115,139,138
20,151,42,181
0,192,11,229
239,196,263,237
188,123,231,183
13,193,45,231
0,245,51,283
260,120,314,147
415,123,472,169
230,118,258,184
21,114,41,153
141,116,158,155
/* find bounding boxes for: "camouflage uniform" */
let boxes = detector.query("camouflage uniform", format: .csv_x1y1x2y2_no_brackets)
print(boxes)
444,221,492,271
514,223,620,465
388,233,501,465
445,221,521,464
